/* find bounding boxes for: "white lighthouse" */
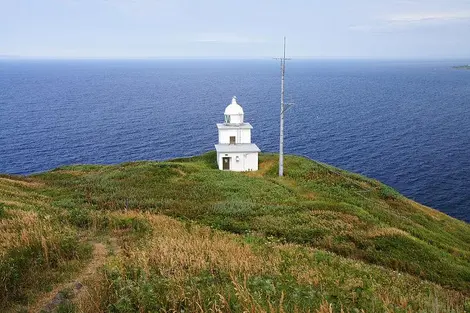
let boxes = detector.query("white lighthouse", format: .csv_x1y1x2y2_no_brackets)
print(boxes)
215,96,260,171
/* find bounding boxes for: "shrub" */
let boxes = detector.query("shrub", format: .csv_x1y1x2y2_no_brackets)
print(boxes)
379,185,400,200
67,207,92,228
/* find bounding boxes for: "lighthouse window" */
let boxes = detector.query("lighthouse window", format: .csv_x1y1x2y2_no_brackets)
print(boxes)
224,114,231,123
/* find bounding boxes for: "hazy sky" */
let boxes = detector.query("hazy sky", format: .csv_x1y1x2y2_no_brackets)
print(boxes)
2,0,470,59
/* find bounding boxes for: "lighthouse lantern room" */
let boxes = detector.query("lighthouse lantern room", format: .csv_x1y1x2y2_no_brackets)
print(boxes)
215,96,260,171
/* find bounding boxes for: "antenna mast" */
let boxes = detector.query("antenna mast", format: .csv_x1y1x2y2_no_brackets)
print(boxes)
277,37,289,177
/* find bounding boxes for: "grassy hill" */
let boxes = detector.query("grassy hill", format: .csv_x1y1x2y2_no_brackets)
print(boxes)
1,151,469,312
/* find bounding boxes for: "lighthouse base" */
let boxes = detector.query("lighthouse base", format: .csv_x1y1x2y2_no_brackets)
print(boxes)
215,144,260,172
216,152,259,172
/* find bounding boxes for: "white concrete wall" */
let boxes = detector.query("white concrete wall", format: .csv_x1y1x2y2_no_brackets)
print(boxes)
243,129,251,144
219,128,251,144
217,152,258,172
245,153,259,171
227,114,243,124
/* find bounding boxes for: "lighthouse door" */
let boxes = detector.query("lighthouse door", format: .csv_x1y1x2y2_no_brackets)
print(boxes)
222,157,230,170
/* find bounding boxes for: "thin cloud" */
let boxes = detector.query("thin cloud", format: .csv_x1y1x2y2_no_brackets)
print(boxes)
387,12,470,23
350,11,470,32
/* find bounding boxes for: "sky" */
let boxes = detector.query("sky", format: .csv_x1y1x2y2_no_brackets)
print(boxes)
2,0,470,59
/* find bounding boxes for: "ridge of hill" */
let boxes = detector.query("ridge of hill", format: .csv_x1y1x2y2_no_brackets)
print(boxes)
1,152,469,312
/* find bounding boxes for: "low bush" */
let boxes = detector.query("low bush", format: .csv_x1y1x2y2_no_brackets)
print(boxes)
67,207,93,228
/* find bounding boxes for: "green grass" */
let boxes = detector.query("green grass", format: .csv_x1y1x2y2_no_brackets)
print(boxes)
34,152,470,292
1,151,470,312
78,214,469,313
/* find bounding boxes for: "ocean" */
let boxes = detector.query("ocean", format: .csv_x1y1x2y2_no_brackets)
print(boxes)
0,59,469,222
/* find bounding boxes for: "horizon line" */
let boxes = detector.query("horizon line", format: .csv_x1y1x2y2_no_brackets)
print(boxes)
1,55,469,61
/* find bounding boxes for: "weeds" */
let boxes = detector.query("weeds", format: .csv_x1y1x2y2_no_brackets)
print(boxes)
1,152,470,311
0,210,91,309
76,214,468,312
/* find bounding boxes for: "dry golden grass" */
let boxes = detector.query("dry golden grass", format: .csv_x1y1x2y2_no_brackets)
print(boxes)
365,227,409,239
288,263,322,287
0,178,50,210
0,177,57,258
0,187,48,203
0,177,44,188
245,159,276,178
0,200,32,209
126,214,281,280
304,192,317,200
73,213,469,313
0,209,53,257
310,210,364,231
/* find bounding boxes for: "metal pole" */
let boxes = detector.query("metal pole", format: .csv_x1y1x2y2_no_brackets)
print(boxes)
279,37,286,177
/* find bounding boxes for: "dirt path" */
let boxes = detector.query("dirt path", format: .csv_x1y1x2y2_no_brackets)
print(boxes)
29,242,108,313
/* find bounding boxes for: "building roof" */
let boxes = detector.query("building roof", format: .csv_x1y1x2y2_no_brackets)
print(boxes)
216,123,253,129
224,96,244,116
215,143,261,153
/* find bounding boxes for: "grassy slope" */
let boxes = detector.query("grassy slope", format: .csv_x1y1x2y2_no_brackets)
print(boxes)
1,151,470,312
0,175,92,310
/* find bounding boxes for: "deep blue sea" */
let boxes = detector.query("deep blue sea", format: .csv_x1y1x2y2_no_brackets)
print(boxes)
0,59,469,222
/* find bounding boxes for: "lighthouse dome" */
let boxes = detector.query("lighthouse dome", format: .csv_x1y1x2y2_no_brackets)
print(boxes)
224,96,244,116
224,96,244,124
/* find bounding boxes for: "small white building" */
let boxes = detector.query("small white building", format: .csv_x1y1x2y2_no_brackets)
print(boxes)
215,96,260,171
